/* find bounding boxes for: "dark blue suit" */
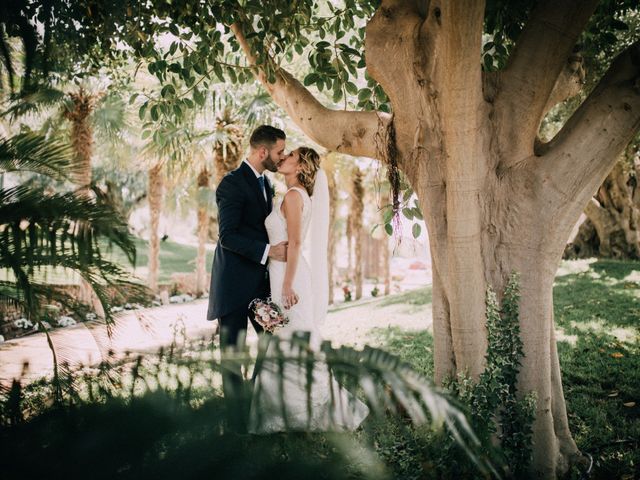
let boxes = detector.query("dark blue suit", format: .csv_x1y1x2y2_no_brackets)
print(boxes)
207,161,273,347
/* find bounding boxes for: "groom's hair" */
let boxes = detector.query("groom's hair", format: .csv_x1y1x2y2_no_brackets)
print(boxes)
250,125,286,149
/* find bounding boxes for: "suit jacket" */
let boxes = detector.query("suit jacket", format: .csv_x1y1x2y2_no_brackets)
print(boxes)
207,161,273,320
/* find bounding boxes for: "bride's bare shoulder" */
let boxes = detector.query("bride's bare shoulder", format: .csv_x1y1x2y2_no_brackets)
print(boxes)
281,188,305,218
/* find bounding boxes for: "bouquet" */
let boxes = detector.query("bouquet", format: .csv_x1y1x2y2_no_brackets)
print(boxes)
249,297,289,333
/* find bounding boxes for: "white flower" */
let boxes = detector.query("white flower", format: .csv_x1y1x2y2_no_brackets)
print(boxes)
0,335,5,343
169,295,184,304
38,321,52,330
86,313,97,321
14,318,33,329
111,306,124,313
58,316,77,327
256,307,267,317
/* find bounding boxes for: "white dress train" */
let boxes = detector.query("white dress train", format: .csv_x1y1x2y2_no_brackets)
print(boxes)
249,186,369,433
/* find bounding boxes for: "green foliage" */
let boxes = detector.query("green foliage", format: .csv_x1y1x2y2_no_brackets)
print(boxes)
379,175,423,239
0,334,487,479
3,0,636,126
482,0,639,73
0,132,147,325
446,273,536,478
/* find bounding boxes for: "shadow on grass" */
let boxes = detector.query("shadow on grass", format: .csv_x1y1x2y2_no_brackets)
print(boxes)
554,260,640,331
557,333,639,480
371,259,640,479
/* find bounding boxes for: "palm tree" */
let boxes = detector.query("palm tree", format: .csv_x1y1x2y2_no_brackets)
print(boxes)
324,154,339,304
146,161,164,292
5,81,132,308
62,88,103,191
0,132,144,398
141,123,186,294
350,167,364,300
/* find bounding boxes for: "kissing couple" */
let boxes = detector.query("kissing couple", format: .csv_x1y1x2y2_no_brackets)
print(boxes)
207,125,368,433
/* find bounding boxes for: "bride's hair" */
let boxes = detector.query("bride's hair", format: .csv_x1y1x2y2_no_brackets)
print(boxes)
297,147,321,196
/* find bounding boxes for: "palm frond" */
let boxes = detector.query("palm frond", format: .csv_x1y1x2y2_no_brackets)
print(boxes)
0,185,136,266
0,132,74,179
0,28,16,93
1,86,66,120
92,94,130,143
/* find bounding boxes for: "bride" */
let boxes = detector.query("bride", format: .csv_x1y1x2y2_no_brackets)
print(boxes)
249,147,369,433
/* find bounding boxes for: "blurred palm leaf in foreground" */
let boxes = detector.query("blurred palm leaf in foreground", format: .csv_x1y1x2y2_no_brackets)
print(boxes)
0,333,497,480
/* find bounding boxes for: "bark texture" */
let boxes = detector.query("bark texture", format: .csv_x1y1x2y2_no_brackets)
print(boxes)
327,162,338,304
147,163,164,293
64,88,101,312
209,120,243,241
382,235,390,296
232,2,640,476
195,165,211,296
64,88,98,193
350,167,364,300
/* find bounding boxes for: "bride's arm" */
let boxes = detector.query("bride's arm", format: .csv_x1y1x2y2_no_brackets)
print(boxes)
281,190,304,308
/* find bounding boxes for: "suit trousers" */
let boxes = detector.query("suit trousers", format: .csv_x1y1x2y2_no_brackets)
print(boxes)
218,277,270,432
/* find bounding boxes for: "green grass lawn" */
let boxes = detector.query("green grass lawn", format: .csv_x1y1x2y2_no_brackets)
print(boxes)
107,237,214,284
374,258,640,479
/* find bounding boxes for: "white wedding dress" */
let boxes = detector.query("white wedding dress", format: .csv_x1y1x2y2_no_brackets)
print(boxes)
249,179,369,433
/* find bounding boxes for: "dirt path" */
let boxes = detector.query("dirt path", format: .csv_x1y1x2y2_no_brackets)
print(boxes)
0,292,433,387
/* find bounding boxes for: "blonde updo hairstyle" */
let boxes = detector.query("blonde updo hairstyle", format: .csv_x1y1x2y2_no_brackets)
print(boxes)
297,147,321,196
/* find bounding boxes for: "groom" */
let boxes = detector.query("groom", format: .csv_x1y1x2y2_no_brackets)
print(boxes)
207,125,287,410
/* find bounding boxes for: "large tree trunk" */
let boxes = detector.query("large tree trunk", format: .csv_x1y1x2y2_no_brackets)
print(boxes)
147,163,164,293
195,165,211,297
351,167,364,300
565,144,640,259
232,2,640,475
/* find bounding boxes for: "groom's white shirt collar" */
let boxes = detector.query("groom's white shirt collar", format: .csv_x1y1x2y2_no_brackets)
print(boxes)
244,159,263,179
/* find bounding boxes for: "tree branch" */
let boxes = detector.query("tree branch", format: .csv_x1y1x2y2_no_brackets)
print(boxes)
540,40,640,206
364,1,441,165
543,53,585,117
499,0,599,159
230,23,390,159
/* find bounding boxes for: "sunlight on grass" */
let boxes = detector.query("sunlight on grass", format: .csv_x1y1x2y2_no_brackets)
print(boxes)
555,330,579,346
568,319,638,342
556,258,598,277
623,270,640,282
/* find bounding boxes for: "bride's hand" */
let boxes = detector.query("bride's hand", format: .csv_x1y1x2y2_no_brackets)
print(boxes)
282,285,299,309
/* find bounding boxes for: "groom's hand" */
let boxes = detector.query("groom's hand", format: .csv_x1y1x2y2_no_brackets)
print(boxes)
268,241,288,262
